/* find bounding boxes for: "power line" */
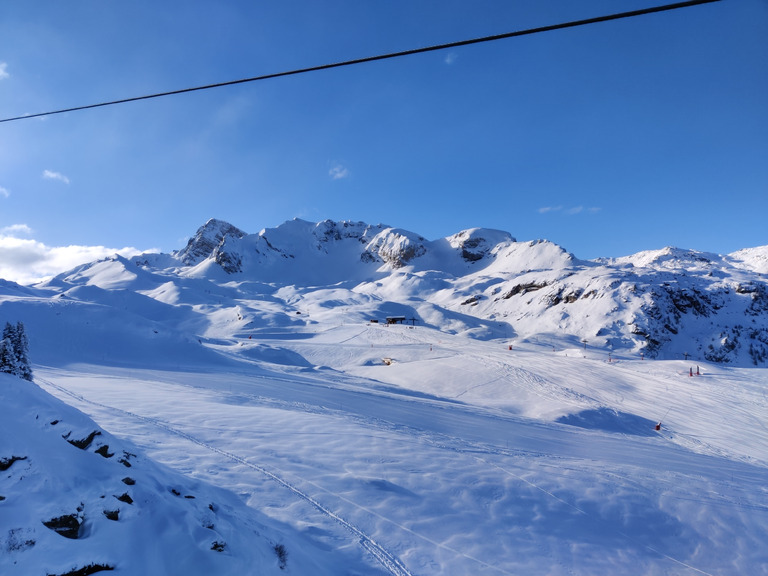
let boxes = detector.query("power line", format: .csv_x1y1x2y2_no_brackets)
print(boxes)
0,0,720,124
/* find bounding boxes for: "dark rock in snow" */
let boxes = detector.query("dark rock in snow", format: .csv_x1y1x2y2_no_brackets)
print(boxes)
176,218,247,266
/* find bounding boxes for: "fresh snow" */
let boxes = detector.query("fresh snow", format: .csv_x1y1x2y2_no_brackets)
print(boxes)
2,218,767,575
1,373,369,576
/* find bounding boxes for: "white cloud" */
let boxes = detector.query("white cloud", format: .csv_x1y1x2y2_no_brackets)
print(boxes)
539,205,601,215
1,224,32,236
566,206,602,215
444,52,458,65
43,170,70,185
0,62,8,80
329,164,350,180
0,229,148,285
0,186,9,198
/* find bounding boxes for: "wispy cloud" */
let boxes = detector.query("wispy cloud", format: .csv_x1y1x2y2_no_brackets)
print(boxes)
1,224,32,236
0,226,150,285
444,52,458,65
43,170,70,185
329,164,350,180
0,62,8,80
539,205,600,215
0,186,10,199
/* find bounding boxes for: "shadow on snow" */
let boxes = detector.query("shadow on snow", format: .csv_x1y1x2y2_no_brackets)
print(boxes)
556,408,658,437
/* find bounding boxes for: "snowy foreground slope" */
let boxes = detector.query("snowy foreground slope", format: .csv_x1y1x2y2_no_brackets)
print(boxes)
0,373,376,576
1,218,767,575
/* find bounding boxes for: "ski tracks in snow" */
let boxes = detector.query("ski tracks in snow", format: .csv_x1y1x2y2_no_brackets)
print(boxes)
38,373,533,576
461,348,601,410
37,371,729,576
37,376,413,576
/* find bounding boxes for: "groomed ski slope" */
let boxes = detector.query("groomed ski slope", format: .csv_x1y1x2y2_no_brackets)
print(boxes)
35,321,768,575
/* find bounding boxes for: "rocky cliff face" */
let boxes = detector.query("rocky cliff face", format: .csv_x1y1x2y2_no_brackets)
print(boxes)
176,219,247,266
178,220,523,275
362,229,428,268
447,228,516,262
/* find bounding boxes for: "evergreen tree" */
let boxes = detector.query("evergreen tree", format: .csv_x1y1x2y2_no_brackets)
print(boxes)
0,321,32,381
13,322,32,381
0,337,18,375
2,321,16,344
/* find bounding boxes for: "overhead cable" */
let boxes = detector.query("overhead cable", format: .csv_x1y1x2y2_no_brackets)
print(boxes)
0,0,720,124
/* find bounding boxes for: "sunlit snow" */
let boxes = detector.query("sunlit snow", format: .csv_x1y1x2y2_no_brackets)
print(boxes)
2,218,766,575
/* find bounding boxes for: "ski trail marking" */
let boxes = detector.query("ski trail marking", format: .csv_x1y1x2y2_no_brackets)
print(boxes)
37,377,412,576
292,475,517,575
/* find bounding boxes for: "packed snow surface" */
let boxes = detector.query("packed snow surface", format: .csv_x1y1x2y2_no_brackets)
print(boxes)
1,218,767,575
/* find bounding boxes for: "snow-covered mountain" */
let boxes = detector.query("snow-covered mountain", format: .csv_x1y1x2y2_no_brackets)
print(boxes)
2,218,767,575
30,217,768,367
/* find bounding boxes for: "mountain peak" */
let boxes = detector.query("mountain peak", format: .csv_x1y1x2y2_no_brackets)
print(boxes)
176,219,246,266
447,228,516,262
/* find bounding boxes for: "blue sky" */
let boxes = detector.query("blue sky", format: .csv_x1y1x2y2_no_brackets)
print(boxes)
1,0,767,283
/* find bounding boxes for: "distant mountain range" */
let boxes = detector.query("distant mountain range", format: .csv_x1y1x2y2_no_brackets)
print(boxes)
4,218,768,366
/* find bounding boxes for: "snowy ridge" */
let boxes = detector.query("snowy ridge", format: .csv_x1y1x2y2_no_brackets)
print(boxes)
34,217,768,366
729,244,768,274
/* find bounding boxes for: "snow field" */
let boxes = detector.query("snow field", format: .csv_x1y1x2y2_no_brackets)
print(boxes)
2,373,374,576
32,321,768,575
3,219,768,575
